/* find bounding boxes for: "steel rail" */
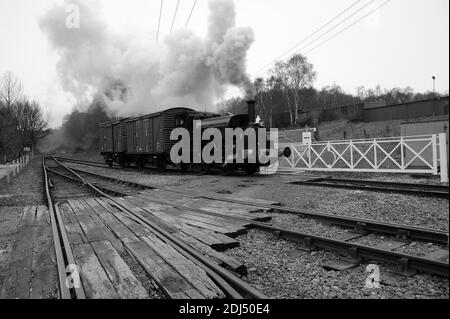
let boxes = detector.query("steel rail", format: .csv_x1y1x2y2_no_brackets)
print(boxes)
47,166,130,198
326,178,449,191
53,156,189,175
51,157,266,299
59,163,450,245
290,178,449,198
52,160,449,278
43,158,86,299
53,157,109,168
54,203,86,299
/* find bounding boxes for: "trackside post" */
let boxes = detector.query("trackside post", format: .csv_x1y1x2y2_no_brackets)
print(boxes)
439,133,448,183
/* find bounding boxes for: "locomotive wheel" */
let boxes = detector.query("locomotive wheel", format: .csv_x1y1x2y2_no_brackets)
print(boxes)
220,165,235,176
158,158,167,171
245,166,259,176
137,159,146,170
199,164,210,175
107,160,113,168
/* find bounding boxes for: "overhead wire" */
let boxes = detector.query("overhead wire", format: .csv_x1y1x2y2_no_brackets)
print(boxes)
185,0,198,27
252,0,382,77
156,0,164,44
170,0,181,32
303,0,392,55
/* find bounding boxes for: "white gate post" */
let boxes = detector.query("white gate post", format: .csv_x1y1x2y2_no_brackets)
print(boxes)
439,133,448,183
432,135,438,175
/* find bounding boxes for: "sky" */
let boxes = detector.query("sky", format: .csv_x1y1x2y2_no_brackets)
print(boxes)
0,0,448,127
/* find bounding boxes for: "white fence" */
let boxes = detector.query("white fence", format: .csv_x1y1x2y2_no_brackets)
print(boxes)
0,155,31,184
278,133,448,182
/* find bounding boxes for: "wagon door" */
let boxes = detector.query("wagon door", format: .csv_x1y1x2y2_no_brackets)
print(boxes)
148,117,154,153
127,122,136,154
136,120,144,153
143,119,150,153
119,123,128,153
113,124,120,153
153,116,163,153
105,125,113,152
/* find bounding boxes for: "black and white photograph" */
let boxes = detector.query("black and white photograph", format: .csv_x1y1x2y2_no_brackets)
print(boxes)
0,0,448,311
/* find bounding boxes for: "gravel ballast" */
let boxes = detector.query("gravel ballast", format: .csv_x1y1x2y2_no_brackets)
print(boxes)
226,230,449,299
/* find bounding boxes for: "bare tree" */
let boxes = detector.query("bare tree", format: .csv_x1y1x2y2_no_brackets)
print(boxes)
254,76,281,128
272,54,316,125
272,62,294,125
0,71,23,108
13,99,48,148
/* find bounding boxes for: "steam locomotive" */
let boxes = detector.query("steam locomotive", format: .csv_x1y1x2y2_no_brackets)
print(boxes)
98,101,286,175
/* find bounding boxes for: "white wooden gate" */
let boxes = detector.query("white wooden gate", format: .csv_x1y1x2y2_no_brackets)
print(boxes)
278,134,448,182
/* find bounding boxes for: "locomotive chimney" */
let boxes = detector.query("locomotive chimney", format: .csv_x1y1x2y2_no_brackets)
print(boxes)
247,100,256,123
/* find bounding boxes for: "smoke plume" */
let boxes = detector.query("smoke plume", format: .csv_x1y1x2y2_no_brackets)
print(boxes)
39,0,255,117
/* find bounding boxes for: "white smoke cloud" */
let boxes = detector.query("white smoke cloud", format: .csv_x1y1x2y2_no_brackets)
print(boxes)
38,0,255,117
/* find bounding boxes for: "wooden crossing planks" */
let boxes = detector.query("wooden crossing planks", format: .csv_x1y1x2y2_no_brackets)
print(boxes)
96,198,150,237
126,194,247,237
123,238,193,299
163,187,281,207
0,206,58,299
53,179,276,300
59,197,226,299
132,193,250,236
123,236,224,299
73,243,120,299
90,241,149,299
138,190,272,222
84,197,139,242
68,199,123,252
140,235,224,299
119,196,240,250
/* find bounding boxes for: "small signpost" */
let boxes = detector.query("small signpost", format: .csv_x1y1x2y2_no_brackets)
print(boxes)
302,132,312,145
302,127,316,145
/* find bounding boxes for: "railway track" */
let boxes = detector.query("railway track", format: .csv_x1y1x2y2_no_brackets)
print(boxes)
51,157,449,278
288,177,449,198
42,157,86,299
54,156,449,198
52,156,262,175
44,156,267,299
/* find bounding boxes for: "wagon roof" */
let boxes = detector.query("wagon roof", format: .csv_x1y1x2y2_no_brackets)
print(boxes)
124,107,197,122
98,117,131,127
